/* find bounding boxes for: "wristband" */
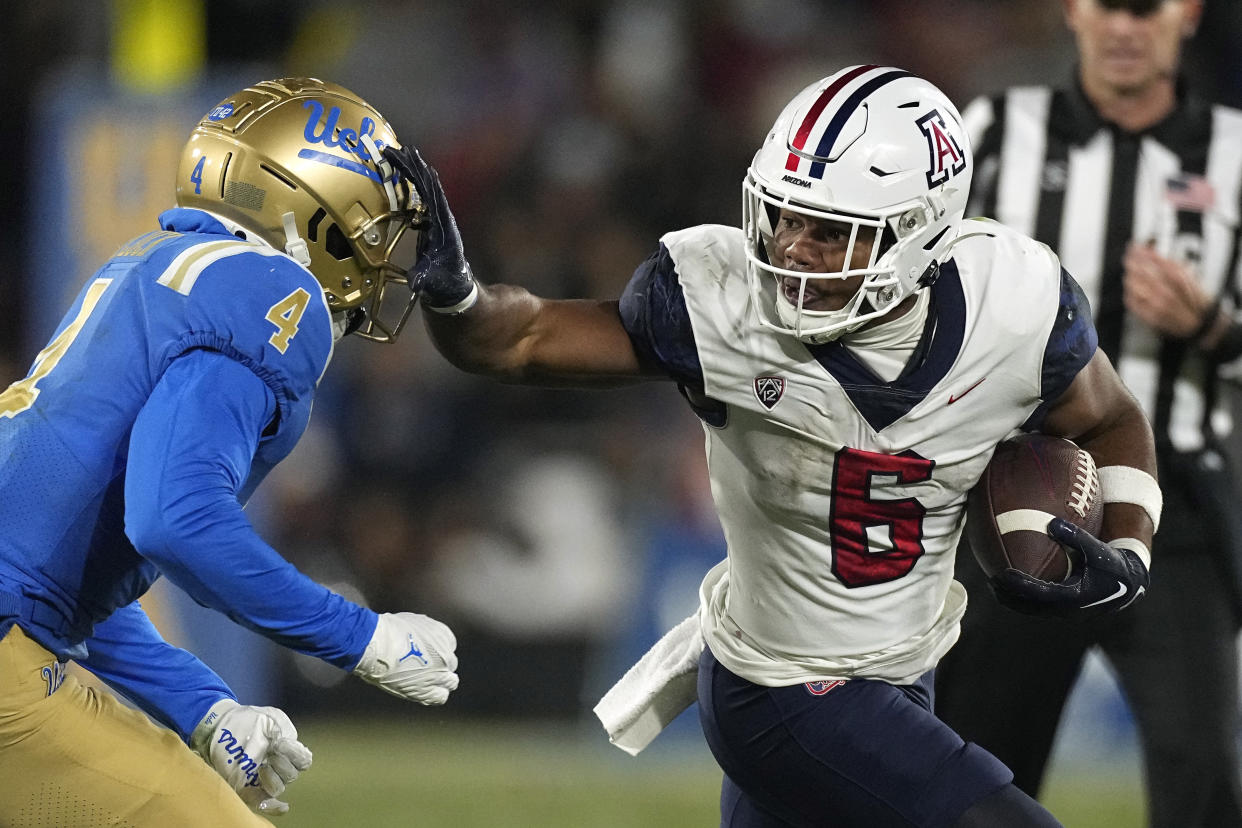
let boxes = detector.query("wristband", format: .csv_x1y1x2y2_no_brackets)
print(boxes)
1097,465,1162,531
1108,537,1152,572
424,280,479,315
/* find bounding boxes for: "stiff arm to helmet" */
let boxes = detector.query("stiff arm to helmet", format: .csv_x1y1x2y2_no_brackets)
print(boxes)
175,78,426,342
743,65,973,343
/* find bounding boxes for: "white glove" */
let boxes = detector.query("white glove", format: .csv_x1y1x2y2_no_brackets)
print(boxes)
190,698,313,816
352,611,459,704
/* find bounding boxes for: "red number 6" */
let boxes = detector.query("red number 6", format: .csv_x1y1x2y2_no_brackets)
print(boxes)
829,447,934,587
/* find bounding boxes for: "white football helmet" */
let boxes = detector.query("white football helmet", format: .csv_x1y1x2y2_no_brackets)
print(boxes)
176,78,424,342
743,65,972,343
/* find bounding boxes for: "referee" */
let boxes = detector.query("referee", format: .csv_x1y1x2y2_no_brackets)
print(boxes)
935,1,1242,826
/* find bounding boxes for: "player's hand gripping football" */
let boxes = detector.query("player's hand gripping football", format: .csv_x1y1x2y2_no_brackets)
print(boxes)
352,611,459,705
382,144,478,314
989,518,1151,620
190,699,313,816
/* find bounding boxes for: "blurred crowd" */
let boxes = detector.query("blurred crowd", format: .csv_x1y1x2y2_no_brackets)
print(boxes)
1,0,1240,720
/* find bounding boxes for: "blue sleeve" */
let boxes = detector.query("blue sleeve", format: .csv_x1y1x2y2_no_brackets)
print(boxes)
77,601,235,741
618,244,705,387
123,348,377,670
1023,267,1099,430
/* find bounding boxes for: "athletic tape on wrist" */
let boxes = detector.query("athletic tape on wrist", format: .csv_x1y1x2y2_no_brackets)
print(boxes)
1108,537,1152,573
1097,465,1162,531
425,281,479,315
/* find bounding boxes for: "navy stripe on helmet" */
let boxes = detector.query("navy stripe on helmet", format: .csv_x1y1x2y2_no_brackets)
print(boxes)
808,70,914,179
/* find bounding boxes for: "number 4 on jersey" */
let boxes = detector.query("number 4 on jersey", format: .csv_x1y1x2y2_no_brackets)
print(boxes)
0,278,113,419
265,288,311,353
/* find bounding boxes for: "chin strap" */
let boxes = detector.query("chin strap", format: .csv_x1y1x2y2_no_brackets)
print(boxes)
281,212,312,266
360,133,403,213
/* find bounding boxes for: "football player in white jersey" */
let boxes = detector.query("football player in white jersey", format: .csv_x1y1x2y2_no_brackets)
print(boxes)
389,66,1158,827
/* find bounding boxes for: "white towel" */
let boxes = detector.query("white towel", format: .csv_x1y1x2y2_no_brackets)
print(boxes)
593,611,705,756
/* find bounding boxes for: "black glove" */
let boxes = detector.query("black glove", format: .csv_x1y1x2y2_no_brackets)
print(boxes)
989,518,1150,620
382,145,478,313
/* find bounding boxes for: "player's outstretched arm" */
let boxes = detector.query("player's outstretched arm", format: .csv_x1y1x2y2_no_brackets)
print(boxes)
994,348,1158,618
385,144,655,386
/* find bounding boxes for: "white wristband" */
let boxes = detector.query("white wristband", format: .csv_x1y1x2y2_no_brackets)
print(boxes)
1109,537,1152,573
425,280,479,315
1098,465,1162,531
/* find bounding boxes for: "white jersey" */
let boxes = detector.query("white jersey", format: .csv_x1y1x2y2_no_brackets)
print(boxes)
633,219,1093,686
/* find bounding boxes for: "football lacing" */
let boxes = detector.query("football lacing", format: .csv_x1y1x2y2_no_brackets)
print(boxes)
1068,450,1099,519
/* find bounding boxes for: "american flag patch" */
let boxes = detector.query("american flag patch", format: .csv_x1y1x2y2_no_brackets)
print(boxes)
1165,174,1215,213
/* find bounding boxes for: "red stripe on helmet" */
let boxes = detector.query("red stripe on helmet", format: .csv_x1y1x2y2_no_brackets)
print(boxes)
790,64,878,153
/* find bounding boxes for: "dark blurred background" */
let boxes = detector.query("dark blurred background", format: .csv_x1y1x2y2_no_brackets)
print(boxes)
1,0,1240,794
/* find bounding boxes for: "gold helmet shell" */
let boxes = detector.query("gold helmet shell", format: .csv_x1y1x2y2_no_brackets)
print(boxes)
176,77,423,342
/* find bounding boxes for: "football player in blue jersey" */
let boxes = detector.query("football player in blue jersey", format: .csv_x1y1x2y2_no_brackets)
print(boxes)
0,78,458,825
387,66,1161,827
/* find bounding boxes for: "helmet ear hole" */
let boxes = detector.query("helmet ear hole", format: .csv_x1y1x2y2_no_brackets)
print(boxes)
877,223,898,258
307,208,327,242
325,223,353,261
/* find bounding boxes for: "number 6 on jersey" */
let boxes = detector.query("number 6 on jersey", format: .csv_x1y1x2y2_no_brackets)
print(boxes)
830,447,933,587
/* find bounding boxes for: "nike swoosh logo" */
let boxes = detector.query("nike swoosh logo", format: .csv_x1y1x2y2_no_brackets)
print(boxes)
1120,585,1146,609
948,377,986,404
1082,582,1128,608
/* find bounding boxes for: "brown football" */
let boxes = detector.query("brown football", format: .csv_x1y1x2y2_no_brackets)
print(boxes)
966,434,1103,582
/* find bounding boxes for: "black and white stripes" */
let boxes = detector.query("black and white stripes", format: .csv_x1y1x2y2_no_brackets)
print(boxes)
962,80,1242,452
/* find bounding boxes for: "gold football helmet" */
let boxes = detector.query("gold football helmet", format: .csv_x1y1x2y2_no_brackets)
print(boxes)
176,77,423,342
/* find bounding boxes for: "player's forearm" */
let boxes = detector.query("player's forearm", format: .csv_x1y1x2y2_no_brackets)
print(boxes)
423,286,651,386
128,490,378,669
79,601,236,740
422,283,546,380
1075,403,1158,547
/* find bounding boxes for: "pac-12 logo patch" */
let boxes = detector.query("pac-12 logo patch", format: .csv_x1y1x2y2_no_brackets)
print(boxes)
805,679,846,696
208,103,234,121
916,109,966,189
753,376,786,410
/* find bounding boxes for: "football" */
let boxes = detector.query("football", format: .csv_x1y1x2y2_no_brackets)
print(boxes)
966,433,1103,582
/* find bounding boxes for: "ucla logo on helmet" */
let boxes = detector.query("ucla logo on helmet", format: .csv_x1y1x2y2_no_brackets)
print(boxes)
208,104,235,121
301,100,387,161
916,109,966,189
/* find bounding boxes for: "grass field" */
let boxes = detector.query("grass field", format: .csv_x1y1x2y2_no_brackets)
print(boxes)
276,717,1145,827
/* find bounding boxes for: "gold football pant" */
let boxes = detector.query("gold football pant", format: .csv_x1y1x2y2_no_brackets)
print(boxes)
0,624,271,827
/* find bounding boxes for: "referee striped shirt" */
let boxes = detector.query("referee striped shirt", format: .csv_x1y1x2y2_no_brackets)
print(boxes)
963,77,1242,452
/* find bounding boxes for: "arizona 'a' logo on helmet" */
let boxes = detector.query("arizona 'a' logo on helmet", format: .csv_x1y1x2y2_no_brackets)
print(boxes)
916,110,966,189
176,78,425,342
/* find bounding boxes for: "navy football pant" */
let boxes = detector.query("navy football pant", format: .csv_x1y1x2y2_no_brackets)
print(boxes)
697,646,1025,827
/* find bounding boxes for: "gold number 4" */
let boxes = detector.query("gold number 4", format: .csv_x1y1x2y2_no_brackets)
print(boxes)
1,278,113,419
265,288,311,354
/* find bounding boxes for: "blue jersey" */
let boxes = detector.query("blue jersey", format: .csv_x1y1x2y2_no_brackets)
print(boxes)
0,208,376,738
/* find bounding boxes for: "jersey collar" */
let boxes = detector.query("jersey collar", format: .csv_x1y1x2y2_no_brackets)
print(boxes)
158,207,236,236
806,260,966,432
